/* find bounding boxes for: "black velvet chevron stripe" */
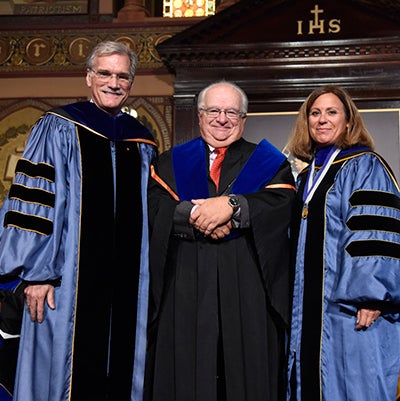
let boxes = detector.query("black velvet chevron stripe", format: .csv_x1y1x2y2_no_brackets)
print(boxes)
346,240,400,258
349,190,400,210
15,159,55,182
4,211,53,236
9,184,55,208
346,215,400,235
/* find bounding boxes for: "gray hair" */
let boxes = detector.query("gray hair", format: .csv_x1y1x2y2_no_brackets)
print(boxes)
86,41,138,79
197,80,248,114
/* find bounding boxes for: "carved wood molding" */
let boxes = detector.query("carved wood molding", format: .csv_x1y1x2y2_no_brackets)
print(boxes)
0,25,187,76
156,0,400,107
158,36,400,67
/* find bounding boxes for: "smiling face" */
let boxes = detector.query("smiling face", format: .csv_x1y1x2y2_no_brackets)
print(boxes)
198,84,247,148
308,92,349,147
86,53,133,116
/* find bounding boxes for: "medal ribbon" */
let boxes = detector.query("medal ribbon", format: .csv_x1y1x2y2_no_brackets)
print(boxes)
302,146,340,218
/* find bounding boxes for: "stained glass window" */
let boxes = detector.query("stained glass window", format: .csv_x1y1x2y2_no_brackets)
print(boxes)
163,0,215,18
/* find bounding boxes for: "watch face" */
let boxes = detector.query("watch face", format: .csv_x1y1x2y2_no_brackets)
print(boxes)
228,195,239,210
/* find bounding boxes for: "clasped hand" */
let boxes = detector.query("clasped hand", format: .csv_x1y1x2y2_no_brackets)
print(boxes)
189,196,233,240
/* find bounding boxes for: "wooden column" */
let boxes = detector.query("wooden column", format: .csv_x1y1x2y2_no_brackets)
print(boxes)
116,0,149,21
174,94,198,145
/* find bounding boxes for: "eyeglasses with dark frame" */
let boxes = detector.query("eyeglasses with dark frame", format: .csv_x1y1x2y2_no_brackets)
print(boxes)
200,107,246,121
90,68,133,84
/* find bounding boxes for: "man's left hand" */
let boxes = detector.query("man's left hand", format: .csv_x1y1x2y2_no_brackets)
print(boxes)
190,196,233,236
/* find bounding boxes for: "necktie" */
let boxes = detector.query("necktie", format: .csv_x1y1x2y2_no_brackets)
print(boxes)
210,147,228,191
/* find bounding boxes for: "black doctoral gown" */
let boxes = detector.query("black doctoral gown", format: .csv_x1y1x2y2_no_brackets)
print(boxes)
145,137,295,401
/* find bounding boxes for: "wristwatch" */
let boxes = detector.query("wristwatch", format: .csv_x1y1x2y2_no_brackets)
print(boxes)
227,194,240,213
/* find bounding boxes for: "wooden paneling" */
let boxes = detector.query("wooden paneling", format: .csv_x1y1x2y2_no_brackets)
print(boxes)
156,0,400,144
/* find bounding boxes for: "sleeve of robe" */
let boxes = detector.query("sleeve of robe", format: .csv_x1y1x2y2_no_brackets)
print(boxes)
0,113,76,282
245,161,296,327
148,150,180,324
331,153,400,320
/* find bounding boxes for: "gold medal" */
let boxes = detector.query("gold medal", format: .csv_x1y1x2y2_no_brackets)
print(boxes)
302,205,308,219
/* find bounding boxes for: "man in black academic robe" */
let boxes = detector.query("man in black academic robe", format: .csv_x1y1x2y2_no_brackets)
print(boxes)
145,81,295,401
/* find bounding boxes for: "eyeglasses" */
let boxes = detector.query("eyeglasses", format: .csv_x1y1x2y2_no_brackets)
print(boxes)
90,69,132,84
200,107,246,121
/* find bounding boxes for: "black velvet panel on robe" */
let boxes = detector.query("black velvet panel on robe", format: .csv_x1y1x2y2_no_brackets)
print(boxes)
71,127,142,401
292,161,345,401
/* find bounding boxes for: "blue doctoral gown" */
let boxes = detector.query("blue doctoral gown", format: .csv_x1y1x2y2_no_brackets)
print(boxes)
0,102,157,401
287,147,400,401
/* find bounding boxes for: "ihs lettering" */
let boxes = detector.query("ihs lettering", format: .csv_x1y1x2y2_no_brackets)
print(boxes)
297,5,341,35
